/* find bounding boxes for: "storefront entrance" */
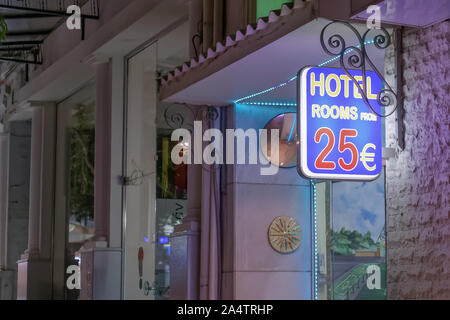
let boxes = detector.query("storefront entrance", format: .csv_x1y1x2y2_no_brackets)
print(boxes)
123,39,188,299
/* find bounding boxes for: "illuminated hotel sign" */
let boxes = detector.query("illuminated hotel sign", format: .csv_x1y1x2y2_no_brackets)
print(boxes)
297,66,382,181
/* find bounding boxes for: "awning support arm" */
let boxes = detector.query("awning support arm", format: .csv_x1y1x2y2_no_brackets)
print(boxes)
319,21,400,119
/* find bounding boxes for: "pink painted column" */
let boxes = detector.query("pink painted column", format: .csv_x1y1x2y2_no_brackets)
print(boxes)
93,61,112,243
17,103,56,300
80,60,113,300
170,162,202,299
170,109,203,300
27,107,43,259
199,113,221,300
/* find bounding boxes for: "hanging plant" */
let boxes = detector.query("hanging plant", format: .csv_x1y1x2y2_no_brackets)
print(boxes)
0,15,7,41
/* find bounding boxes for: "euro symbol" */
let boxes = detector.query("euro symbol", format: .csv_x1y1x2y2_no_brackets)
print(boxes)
360,143,377,171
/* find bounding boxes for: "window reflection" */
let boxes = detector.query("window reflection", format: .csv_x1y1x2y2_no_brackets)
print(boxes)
65,98,96,300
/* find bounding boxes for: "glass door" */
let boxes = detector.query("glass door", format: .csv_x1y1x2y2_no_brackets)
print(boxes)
123,43,158,300
123,40,189,300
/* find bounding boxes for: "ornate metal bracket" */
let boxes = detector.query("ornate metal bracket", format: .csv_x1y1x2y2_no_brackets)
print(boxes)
320,21,399,118
163,104,221,172
163,104,219,132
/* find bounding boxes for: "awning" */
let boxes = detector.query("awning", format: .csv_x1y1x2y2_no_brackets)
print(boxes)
160,1,386,106
160,0,315,105
0,0,99,64
160,0,448,107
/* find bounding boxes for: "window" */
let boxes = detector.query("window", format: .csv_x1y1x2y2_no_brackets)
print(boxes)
315,169,387,300
55,83,96,300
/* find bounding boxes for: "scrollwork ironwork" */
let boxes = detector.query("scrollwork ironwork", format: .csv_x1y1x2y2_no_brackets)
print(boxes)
320,21,398,117
204,106,219,122
161,104,221,173
163,104,189,130
163,104,220,131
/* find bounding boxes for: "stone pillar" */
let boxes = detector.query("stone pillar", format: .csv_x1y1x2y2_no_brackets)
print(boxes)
16,103,56,300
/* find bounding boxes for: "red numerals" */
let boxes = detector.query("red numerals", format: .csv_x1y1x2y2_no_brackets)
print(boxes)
338,129,359,171
314,127,359,171
314,128,336,170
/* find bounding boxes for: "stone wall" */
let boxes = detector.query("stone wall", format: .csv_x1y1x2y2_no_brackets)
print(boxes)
385,21,450,299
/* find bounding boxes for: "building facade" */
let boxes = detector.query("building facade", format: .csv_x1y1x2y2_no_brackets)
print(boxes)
0,0,448,300
0,0,192,300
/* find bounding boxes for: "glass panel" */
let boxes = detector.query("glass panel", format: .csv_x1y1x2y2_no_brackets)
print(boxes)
124,43,158,300
55,84,96,300
123,17,190,299
314,169,387,300
67,100,96,300
123,19,190,300
156,131,187,200
331,169,387,300
153,128,187,300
